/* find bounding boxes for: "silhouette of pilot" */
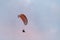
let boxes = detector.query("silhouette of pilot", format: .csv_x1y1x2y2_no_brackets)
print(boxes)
22,29,25,32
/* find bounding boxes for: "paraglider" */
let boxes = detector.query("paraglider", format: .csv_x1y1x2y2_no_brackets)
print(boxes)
18,14,28,25
18,13,28,33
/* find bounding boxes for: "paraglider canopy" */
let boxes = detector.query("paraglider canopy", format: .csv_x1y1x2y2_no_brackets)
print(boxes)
18,14,28,25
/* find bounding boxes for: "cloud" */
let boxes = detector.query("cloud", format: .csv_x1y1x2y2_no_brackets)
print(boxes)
15,24,43,40
15,24,58,40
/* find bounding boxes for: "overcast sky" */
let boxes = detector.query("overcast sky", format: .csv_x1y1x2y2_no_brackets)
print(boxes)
0,0,60,40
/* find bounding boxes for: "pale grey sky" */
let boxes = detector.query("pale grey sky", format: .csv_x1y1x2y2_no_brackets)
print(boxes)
0,0,60,40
